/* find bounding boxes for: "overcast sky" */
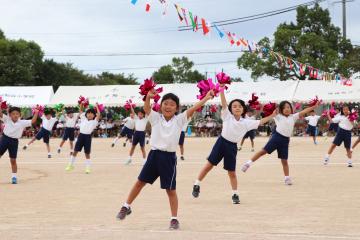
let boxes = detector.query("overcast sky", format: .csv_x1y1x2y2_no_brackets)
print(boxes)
0,0,359,82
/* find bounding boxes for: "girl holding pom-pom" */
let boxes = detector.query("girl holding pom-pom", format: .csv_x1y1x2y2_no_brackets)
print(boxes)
241,101,321,185
57,108,81,155
192,86,276,204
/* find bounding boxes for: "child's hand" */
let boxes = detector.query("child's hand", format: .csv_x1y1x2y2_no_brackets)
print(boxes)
205,90,215,100
147,89,156,99
34,109,39,114
271,109,278,117
219,83,226,88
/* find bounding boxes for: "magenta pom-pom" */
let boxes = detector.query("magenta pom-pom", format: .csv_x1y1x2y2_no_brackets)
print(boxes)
309,96,322,107
248,93,260,110
152,102,161,112
139,78,163,101
196,78,223,100
124,99,136,111
32,105,45,117
0,97,8,109
78,96,89,108
210,104,218,113
216,72,231,87
348,110,359,122
262,102,277,117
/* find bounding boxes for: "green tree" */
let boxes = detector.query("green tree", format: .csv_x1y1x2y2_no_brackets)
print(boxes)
95,72,138,85
237,4,359,80
0,29,4,39
153,57,205,83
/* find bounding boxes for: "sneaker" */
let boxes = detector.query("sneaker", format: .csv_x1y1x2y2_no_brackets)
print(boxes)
169,219,180,230
65,164,74,172
23,146,27,150
285,177,293,185
348,162,353,168
241,162,251,172
57,148,61,154
111,143,115,148
180,156,185,161
232,194,240,204
85,166,91,174
11,177,17,184
314,141,318,145
324,156,330,165
146,140,149,145
123,143,126,147
116,206,132,220
48,154,52,159
238,147,242,151
251,148,255,152
192,185,200,198
124,158,132,165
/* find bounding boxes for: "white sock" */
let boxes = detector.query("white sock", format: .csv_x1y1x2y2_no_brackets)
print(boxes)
85,159,91,167
232,190,239,195
123,203,131,209
113,137,119,144
246,160,253,165
171,217,177,220
70,156,76,165
48,152,51,156
325,154,330,158
348,159,352,164
128,156,132,160
11,173,17,178
194,179,201,186
284,176,291,180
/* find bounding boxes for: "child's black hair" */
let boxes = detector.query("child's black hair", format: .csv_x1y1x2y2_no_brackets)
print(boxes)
161,93,180,108
85,108,96,120
44,109,53,116
228,99,247,118
9,107,21,114
66,108,74,114
340,104,352,115
279,101,293,115
138,108,146,115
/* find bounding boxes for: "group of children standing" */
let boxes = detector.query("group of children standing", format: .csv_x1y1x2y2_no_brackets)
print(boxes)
0,86,359,230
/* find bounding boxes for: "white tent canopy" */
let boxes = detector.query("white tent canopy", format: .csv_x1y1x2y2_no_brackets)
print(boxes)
0,86,54,107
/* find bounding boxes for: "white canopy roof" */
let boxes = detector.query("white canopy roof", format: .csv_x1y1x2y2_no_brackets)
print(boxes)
0,86,54,107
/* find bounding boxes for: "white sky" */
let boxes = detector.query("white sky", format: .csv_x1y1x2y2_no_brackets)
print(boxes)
0,0,359,82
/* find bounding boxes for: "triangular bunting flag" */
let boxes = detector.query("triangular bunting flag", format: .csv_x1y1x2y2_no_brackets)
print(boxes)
201,18,210,35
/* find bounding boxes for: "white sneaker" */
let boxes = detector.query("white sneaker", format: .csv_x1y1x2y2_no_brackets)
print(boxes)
241,162,251,172
251,148,255,152
324,156,330,165
348,161,353,168
284,177,293,185
124,158,132,165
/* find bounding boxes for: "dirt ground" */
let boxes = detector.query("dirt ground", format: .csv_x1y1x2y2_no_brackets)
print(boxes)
0,136,360,240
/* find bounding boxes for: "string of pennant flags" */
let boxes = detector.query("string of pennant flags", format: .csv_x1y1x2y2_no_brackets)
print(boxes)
130,0,353,86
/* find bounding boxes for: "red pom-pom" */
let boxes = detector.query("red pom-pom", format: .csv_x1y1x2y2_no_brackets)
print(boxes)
248,93,260,110
139,78,163,101
210,104,218,113
294,102,302,110
196,78,223,100
348,110,359,122
216,72,231,87
152,102,161,112
32,105,45,117
0,96,8,109
96,103,105,113
262,102,277,117
322,108,337,118
78,96,89,108
309,96,322,107
124,99,136,111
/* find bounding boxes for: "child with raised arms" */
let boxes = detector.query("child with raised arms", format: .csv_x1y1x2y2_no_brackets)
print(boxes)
304,110,321,145
239,110,257,152
57,108,80,155
116,89,214,230
65,104,100,174
241,101,320,185
324,105,356,167
0,106,38,184
192,88,276,204
111,112,135,148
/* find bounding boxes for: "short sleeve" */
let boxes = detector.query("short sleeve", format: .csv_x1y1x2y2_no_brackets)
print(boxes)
221,108,231,121
148,110,161,126
0,114,9,122
176,111,188,127
21,120,32,128
245,119,260,131
305,116,310,121
292,113,300,121
316,115,321,120
332,115,341,123
80,113,86,120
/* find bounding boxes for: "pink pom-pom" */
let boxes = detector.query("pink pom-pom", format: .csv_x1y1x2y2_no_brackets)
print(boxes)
309,96,322,107
139,78,163,101
216,72,231,87
32,105,45,117
294,102,302,110
262,102,277,117
210,104,218,113
0,96,8,109
96,103,105,113
348,110,359,122
78,96,89,108
196,78,223,100
323,108,337,118
248,93,260,110
152,102,161,112
196,106,203,113
124,99,136,111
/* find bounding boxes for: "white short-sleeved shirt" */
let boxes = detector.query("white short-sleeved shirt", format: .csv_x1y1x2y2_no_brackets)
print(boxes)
182,120,190,132
246,115,256,120
0,114,32,139
332,115,354,131
149,110,188,152
64,113,79,128
221,108,260,143
41,116,58,131
274,113,300,137
79,113,99,134
305,115,321,127
134,115,148,131
123,117,135,130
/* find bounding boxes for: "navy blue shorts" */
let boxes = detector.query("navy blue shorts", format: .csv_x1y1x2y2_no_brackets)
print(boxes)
178,131,185,145
243,129,256,140
132,131,145,147
306,125,317,136
0,135,19,159
329,123,339,132
35,128,51,144
120,126,134,139
62,128,75,141
263,131,290,160
207,136,237,171
333,128,352,149
138,150,177,190
74,133,92,154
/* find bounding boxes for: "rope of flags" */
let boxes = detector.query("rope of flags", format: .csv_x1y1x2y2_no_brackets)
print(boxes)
130,0,353,86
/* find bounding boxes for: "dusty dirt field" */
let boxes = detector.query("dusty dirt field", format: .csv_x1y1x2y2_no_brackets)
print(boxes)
0,136,360,240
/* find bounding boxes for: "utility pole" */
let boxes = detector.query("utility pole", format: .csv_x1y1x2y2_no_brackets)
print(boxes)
342,0,346,39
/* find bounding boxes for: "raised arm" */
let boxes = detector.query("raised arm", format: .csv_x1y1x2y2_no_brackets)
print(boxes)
299,103,320,118
0,106,4,118
31,109,39,125
219,86,227,109
95,104,101,122
144,90,156,115
260,109,278,125
187,90,214,119
79,104,84,115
